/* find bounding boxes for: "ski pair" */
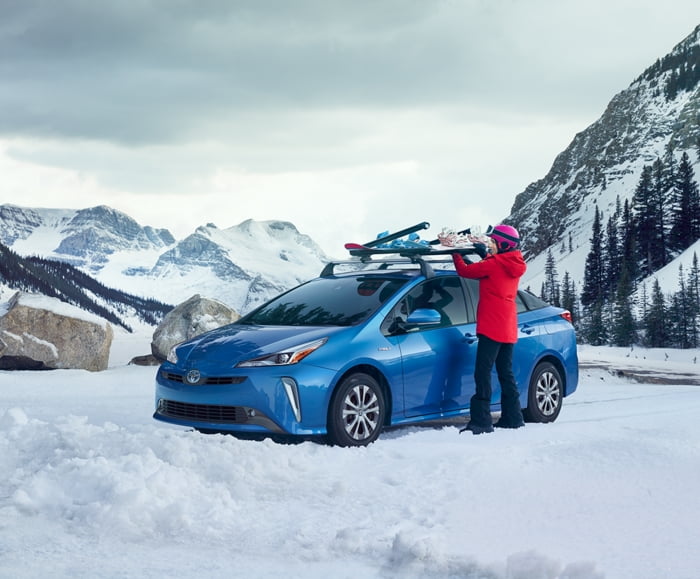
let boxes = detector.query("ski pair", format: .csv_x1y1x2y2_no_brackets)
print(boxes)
344,222,476,256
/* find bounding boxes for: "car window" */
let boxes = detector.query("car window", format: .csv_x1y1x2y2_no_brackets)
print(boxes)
239,275,408,326
460,278,531,317
383,276,468,333
460,278,478,323
518,289,550,310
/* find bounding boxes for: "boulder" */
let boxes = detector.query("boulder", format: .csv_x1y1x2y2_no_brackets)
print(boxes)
151,294,240,361
129,354,161,366
0,292,113,371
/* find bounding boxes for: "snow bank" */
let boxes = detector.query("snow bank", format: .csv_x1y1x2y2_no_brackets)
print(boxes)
1,349,699,578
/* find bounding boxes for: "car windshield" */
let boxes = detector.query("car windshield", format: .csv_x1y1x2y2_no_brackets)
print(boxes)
240,275,409,326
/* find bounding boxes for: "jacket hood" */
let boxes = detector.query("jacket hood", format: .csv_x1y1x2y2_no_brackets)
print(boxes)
496,250,527,278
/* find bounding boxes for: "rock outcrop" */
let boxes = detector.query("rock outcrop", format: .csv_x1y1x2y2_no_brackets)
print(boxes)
0,292,113,371
151,294,240,361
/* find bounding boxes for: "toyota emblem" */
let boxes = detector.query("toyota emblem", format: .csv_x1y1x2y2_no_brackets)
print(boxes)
186,369,201,384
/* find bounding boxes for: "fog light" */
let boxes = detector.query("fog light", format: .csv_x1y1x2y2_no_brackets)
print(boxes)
281,377,301,422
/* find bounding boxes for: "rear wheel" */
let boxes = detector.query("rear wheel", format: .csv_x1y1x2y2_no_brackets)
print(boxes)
523,362,563,423
328,373,385,447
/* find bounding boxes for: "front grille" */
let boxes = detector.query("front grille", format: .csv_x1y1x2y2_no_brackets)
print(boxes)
158,400,248,423
161,371,246,385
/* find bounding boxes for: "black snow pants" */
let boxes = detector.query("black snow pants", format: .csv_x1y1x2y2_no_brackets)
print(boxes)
470,335,524,427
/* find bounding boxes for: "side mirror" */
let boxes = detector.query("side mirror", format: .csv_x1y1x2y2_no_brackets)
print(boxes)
406,308,441,326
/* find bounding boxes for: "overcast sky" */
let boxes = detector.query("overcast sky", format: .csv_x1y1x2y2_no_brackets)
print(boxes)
1,1,699,256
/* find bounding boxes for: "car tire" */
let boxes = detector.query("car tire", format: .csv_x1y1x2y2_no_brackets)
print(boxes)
327,373,385,447
523,361,563,423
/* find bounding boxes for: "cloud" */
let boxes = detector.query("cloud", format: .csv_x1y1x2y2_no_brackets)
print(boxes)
5,0,691,145
0,0,699,255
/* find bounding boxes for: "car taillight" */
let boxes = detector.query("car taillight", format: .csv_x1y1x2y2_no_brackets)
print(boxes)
560,310,573,324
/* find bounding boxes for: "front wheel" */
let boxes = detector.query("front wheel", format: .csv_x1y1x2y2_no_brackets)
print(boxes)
523,362,563,423
327,373,385,447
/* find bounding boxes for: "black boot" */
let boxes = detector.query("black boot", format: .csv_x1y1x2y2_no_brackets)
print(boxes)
493,417,524,429
460,421,494,435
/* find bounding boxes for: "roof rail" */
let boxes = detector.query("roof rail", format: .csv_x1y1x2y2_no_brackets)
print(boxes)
320,252,472,278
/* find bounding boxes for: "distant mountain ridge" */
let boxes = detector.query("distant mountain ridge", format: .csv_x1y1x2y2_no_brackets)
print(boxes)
508,24,700,291
0,204,330,318
0,242,171,331
0,204,175,272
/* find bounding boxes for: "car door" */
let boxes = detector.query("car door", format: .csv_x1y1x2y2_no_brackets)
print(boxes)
461,281,545,407
511,292,547,401
440,278,479,413
383,276,473,418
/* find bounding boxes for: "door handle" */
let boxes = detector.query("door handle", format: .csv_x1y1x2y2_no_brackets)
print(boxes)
463,332,478,344
520,324,535,335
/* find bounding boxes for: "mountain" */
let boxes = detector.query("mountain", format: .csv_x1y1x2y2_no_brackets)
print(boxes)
509,24,700,294
0,204,330,316
0,204,175,272
0,242,172,331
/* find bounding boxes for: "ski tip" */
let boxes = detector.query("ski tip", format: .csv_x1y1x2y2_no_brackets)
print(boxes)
344,243,366,250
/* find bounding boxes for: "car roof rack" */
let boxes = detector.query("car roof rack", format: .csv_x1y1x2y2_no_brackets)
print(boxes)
321,222,479,277
320,249,474,278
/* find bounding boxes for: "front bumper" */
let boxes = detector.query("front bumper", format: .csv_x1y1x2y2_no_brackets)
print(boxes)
153,362,337,436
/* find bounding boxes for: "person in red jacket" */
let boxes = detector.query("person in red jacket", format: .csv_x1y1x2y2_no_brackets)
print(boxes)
452,224,527,435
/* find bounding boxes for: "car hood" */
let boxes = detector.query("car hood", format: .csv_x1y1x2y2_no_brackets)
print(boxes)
173,324,346,366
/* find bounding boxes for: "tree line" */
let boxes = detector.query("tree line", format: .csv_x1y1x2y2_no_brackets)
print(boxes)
539,151,700,348
0,243,173,331
639,39,700,101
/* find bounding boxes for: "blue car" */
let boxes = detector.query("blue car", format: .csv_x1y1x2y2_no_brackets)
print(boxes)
154,256,578,446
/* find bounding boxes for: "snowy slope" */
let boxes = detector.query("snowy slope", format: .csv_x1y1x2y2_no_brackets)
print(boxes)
1,342,699,579
512,25,700,295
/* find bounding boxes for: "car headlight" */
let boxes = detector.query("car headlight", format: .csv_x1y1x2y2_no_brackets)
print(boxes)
236,338,327,367
166,345,179,364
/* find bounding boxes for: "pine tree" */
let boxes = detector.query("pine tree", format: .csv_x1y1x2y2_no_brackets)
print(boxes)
638,281,649,328
543,249,560,307
604,213,620,300
668,264,692,348
669,152,700,252
687,253,700,348
643,279,669,347
651,157,670,269
632,165,657,277
581,206,605,307
620,199,638,283
583,298,607,346
611,264,637,346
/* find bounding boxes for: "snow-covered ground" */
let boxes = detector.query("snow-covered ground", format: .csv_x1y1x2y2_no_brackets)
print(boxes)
1,334,699,579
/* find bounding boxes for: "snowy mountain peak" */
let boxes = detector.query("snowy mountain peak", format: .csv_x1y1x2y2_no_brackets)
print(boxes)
1,204,330,317
0,204,176,273
508,24,700,292
0,204,65,246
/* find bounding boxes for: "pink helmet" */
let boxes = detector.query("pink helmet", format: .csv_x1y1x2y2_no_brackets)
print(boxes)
487,224,520,251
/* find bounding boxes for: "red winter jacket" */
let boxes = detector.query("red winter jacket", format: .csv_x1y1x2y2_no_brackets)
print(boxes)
452,250,527,343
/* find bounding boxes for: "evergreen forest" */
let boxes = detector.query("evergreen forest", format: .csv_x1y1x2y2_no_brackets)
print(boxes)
0,243,172,331
539,151,700,348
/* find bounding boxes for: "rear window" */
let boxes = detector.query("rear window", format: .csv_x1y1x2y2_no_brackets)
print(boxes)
462,278,548,314
517,289,550,311
239,275,409,326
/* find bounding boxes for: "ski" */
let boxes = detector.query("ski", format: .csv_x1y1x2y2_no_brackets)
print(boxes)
345,223,480,257
358,221,431,249
345,244,477,257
